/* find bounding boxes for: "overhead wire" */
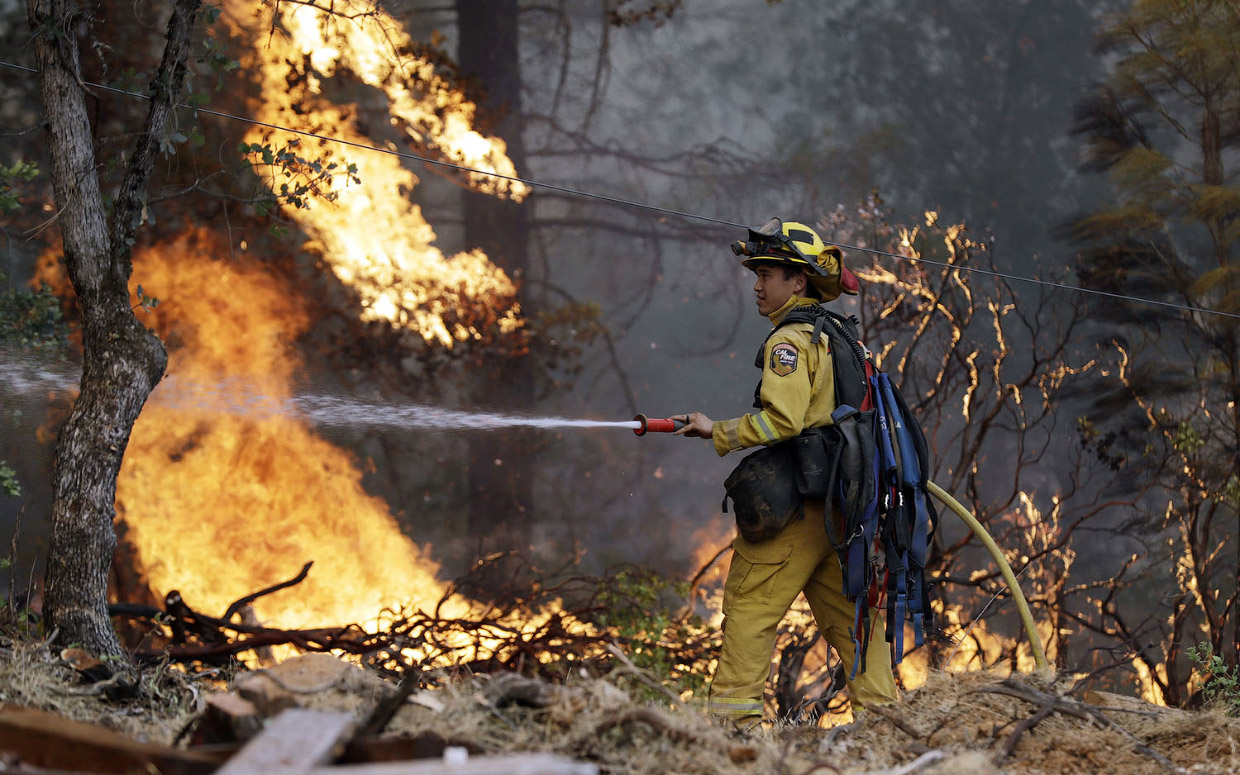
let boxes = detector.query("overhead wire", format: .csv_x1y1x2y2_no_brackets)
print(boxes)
4,58,1239,322
0,60,747,229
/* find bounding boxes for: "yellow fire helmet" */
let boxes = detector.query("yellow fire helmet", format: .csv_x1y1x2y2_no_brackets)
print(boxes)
731,217,859,301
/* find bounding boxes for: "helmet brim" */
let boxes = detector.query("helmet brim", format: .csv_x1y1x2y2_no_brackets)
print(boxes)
740,253,813,272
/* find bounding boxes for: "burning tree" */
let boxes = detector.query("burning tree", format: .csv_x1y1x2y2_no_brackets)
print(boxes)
18,0,535,660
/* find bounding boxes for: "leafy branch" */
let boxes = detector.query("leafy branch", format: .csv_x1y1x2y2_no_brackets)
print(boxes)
133,284,159,313
0,463,19,498
1189,643,1240,715
238,139,361,215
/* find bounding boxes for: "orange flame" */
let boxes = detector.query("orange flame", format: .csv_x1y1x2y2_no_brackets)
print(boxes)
687,513,732,628
112,229,455,628
219,0,526,346
95,2,532,629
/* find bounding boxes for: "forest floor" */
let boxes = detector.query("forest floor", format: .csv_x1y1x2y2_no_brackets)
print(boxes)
0,632,1237,775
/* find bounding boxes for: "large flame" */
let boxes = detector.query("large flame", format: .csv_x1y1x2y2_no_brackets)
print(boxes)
123,0,531,624
220,0,528,346
112,229,454,628
62,1,531,629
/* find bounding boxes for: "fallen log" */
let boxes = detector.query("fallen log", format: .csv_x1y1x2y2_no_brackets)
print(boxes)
0,705,223,775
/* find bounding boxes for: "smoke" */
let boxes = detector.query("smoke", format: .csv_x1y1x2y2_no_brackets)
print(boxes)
0,345,77,397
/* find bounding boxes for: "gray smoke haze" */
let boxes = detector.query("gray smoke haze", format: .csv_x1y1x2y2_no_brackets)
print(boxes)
0,0,1126,587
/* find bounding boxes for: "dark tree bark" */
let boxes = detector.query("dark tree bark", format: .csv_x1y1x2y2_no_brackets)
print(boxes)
27,0,201,659
458,0,535,552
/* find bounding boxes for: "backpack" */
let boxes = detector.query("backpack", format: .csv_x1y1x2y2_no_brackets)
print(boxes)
761,304,937,676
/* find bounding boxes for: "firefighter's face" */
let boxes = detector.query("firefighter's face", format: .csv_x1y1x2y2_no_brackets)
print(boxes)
752,265,806,316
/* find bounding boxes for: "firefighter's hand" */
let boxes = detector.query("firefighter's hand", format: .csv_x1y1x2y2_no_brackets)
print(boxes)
676,412,714,439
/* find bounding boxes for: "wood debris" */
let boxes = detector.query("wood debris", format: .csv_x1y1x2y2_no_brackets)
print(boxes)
0,705,222,775
213,708,354,775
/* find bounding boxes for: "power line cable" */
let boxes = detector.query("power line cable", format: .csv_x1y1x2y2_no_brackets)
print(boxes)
0,60,747,229
4,58,1239,322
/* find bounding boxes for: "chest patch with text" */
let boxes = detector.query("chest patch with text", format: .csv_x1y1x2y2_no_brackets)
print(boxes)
770,343,799,376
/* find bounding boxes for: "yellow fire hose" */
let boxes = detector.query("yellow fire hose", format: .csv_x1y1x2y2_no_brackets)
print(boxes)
926,480,1049,672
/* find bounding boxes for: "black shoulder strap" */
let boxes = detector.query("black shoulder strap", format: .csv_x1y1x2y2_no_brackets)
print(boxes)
753,306,826,366
827,315,868,407
753,304,871,410
811,313,827,346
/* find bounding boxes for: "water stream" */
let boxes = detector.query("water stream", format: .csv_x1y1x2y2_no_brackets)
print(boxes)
0,348,641,432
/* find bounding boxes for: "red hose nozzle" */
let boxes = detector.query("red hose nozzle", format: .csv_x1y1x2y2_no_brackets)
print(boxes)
634,413,686,436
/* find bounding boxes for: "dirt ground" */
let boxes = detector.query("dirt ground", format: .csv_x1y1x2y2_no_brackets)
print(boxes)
0,634,1237,775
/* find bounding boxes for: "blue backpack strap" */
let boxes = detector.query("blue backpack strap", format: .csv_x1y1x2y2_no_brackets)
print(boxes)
888,376,938,642
880,375,920,490
917,500,934,642
878,373,933,650
908,490,931,646
872,377,898,650
871,375,898,481
882,519,909,653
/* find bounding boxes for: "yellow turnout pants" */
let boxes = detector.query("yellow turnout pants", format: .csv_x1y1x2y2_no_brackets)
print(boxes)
707,501,899,721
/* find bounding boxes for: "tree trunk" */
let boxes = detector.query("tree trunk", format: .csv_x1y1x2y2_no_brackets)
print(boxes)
1231,336,1240,665
28,0,200,659
458,0,535,554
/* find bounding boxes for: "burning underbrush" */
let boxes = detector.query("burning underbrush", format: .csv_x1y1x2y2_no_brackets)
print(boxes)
0,553,1229,774
109,554,721,693
0,608,1238,775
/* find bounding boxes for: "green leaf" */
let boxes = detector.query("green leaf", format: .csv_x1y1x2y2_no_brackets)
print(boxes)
0,462,20,497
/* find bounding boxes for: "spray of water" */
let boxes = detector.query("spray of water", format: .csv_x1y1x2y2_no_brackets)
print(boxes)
158,377,644,430
0,348,642,431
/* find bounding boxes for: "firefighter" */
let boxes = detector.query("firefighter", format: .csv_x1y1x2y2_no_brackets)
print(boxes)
676,218,898,725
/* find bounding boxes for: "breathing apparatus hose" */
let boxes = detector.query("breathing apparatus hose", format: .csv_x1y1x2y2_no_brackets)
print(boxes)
925,480,1050,673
